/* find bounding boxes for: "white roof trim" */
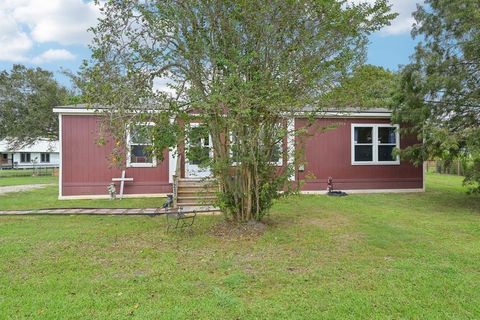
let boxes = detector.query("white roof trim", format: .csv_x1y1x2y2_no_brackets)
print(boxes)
53,107,391,118
310,111,391,118
53,108,101,114
52,107,164,115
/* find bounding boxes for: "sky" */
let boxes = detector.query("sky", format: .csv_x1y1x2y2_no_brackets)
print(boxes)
0,0,423,89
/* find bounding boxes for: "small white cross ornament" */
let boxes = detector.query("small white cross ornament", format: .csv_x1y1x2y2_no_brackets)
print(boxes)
112,170,134,199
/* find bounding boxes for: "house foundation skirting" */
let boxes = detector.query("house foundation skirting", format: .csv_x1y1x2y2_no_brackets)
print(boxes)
59,187,425,200
300,188,424,195
58,193,169,200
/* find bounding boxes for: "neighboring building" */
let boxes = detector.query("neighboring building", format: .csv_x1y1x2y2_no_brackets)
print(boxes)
53,105,424,199
0,139,60,169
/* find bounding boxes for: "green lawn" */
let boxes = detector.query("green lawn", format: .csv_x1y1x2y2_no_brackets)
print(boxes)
0,174,479,319
0,175,165,209
0,183,166,210
0,168,56,177
0,175,56,186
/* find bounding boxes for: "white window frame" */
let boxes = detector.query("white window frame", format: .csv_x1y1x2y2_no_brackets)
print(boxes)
126,122,157,168
351,124,400,166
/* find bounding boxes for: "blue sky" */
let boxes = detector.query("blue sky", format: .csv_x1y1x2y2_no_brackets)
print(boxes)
0,0,423,89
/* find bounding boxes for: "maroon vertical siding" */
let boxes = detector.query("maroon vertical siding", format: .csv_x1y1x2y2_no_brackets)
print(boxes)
295,118,423,191
61,115,172,196
61,114,422,197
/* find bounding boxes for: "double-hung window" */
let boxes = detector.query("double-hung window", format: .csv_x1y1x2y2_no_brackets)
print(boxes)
40,153,50,163
351,124,400,165
127,123,157,167
229,133,283,166
270,140,283,166
265,123,284,166
229,133,241,165
20,153,31,163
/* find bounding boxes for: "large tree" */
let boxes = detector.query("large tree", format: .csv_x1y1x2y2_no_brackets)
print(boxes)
81,0,395,221
0,65,71,147
323,64,398,109
393,0,480,192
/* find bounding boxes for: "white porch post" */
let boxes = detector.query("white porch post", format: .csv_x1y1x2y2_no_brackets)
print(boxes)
168,147,178,183
168,116,178,183
287,118,295,181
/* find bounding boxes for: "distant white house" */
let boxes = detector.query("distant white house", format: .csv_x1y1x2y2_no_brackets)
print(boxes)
0,139,60,169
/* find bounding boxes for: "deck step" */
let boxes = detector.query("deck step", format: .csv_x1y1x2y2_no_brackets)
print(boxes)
178,178,215,182
177,201,216,205
175,178,218,209
177,184,217,189
177,196,217,200
177,197,216,202
177,189,216,193
177,198,216,204
176,202,216,206
177,184,217,188
177,186,217,192
177,191,217,196
176,205,221,212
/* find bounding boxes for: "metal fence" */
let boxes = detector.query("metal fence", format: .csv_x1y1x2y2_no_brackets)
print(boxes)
426,160,467,176
0,167,58,178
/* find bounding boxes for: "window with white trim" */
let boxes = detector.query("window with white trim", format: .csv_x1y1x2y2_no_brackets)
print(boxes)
270,140,283,166
229,132,241,164
40,153,50,163
127,123,157,167
229,133,283,166
351,124,400,165
187,124,211,166
20,153,31,163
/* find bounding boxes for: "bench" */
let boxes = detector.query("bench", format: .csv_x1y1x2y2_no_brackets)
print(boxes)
166,208,197,232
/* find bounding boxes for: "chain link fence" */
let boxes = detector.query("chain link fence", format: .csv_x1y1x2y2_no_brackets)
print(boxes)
0,167,58,178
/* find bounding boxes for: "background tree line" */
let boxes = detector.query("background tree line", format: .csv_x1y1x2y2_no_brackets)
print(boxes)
0,65,82,148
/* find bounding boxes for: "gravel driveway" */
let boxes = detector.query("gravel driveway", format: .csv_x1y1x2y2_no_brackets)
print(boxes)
0,184,54,195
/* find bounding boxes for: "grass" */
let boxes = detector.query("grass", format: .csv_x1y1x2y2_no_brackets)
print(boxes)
0,175,56,186
0,168,56,178
0,184,165,210
0,175,164,209
0,174,479,319
0,177,165,210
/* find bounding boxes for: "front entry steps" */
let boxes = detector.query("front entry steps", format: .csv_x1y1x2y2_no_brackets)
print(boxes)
175,178,220,211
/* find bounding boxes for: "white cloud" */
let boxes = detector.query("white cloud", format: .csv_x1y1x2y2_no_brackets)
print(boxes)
0,12,33,62
153,77,177,96
0,0,101,63
32,49,76,64
350,0,423,36
0,0,419,65
13,0,101,45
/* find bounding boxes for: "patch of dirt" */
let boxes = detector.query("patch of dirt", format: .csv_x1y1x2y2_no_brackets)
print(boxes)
303,214,352,230
210,220,268,240
0,183,53,195
333,231,365,245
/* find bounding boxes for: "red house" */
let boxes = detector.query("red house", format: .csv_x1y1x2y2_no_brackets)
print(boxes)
53,105,424,199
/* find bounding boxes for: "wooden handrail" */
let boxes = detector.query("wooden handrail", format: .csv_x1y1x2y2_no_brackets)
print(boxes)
172,154,181,208
176,154,181,176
